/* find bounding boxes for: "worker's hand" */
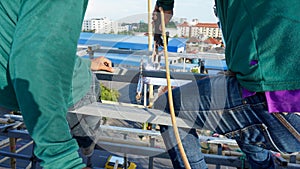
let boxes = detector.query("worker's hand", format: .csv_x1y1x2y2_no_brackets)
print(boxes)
90,56,114,72
152,5,173,33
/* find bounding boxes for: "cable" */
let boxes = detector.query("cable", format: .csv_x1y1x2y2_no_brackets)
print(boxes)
159,7,191,169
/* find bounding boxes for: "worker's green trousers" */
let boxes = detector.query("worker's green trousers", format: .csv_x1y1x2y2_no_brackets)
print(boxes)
0,0,89,168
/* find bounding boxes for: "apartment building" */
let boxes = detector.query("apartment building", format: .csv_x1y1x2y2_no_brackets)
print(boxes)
82,17,118,34
177,21,222,39
191,23,222,38
177,21,190,38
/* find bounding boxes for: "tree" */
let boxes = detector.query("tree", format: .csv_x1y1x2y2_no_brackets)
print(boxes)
118,30,134,35
100,83,119,102
166,21,177,28
133,22,149,32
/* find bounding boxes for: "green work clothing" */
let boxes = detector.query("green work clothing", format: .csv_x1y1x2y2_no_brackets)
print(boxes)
156,0,174,11
0,0,91,168
160,0,300,92
215,0,300,92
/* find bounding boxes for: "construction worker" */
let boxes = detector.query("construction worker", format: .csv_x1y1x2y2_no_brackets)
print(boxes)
154,0,300,169
0,1,112,168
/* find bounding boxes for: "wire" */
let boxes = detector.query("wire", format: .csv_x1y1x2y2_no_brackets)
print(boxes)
159,7,191,169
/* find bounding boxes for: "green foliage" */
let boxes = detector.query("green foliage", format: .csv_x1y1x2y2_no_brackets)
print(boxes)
118,30,134,35
133,22,149,32
100,83,120,102
191,67,200,73
166,21,177,28
132,21,177,32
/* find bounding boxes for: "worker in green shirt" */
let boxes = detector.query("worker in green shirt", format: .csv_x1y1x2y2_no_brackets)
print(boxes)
154,0,300,169
0,0,113,168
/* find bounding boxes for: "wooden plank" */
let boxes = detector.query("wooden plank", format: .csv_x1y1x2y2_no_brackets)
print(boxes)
70,102,199,128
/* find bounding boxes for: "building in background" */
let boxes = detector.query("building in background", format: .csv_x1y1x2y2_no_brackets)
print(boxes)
177,20,222,39
82,17,118,34
191,23,222,39
177,21,191,38
117,24,131,33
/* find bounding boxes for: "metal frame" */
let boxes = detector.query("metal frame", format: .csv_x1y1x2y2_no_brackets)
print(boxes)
0,69,299,169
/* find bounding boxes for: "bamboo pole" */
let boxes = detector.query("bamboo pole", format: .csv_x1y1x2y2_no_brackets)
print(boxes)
159,7,191,169
148,0,153,51
147,0,155,134
9,137,16,169
9,111,16,169
148,0,154,109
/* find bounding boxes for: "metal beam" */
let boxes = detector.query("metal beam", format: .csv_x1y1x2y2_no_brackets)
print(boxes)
93,49,225,60
69,102,199,129
93,67,209,83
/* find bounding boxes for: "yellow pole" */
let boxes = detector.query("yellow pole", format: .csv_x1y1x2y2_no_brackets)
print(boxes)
159,7,191,169
148,0,154,109
148,0,153,51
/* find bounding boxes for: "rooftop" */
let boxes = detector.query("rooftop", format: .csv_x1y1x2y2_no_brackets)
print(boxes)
78,33,187,52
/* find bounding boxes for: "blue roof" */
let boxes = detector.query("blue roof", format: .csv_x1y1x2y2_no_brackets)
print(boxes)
78,32,187,52
204,59,227,70
167,38,186,52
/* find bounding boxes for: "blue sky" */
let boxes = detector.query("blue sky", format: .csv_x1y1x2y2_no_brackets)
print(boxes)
84,0,217,23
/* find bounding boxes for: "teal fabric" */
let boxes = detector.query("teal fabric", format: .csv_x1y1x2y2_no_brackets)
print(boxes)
69,57,92,107
0,0,91,168
215,0,300,92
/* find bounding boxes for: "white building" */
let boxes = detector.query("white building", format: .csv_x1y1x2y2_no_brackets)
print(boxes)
177,21,190,38
82,19,92,31
191,23,222,39
118,24,130,33
177,22,222,38
82,17,118,34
